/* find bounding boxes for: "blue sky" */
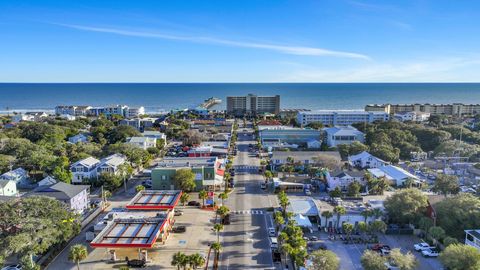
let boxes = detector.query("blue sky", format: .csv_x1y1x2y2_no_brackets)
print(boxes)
1,0,479,82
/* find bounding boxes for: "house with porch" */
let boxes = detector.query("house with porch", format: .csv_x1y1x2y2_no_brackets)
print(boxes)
70,157,100,184
326,170,367,191
348,151,388,169
27,182,90,214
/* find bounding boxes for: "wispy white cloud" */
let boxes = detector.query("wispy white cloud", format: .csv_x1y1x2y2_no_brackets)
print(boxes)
58,24,370,60
277,58,480,82
347,1,400,12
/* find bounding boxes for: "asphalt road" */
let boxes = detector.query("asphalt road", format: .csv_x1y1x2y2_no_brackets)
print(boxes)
220,128,276,270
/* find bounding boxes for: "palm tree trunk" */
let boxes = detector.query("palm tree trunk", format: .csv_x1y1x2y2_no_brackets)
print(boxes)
77,262,80,270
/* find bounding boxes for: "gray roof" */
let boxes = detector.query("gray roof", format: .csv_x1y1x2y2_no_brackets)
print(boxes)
272,151,341,161
331,170,366,178
28,182,89,200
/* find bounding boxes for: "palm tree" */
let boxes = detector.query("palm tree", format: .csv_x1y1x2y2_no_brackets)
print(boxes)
360,209,373,223
68,244,88,270
277,191,290,217
333,206,346,229
180,192,190,206
188,253,206,269
371,208,383,220
342,222,354,239
274,211,285,230
216,205,230,224
213,223,224,243
211,242,222,268
198,190,208,207
321,210,333,228
171,252,187,270
218,192,228,205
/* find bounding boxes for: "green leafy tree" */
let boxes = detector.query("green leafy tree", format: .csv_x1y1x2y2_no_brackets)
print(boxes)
342,223,354,239
389,248,417,270
428,226,445,247
99,172,123,191
361,249,386,270
68,244,88,270
443,236,459,247
435,194,480,239
329,186,342,198
347,181,361,197
384,188,428,224
264,170,273,179
308,250,339,270
0,196,80,262
135,185,145,192
439,244,480,270
432,174,460,197
180,192,190,206
173,168,196,192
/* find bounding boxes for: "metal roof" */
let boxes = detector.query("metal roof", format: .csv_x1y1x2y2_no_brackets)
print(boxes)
126,190,182,210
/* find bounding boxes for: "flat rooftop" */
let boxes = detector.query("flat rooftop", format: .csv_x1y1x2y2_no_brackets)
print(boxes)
126,190,182,210
91,211,168,248
156,157,217,168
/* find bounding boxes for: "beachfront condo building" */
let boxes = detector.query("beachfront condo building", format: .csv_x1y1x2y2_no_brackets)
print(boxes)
297,110,388,126
365,103,480,117
227,94,280,116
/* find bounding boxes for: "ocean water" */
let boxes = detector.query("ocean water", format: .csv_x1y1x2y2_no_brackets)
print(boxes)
1,83,480,114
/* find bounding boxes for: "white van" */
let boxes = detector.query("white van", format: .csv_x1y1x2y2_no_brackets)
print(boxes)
270,237,278,250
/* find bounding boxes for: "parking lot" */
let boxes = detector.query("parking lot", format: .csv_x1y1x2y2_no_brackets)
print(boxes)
70,206,216,269
306,232,444,270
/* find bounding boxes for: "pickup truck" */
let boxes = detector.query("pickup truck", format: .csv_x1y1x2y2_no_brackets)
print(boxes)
421,248,440,257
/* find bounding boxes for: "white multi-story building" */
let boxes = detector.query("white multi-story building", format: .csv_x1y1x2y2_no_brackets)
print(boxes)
55,106,92,116
119,117,158,131
465,229,480,251
393,111,430,122
28,182,90,214
127,107,145,118
96,154,127,175
326,170,366,191
0,180,18,196
323,126,365,147
126,137,157,150
348,151,388,169
70,157,100,184
297,110,389,126
88,105,145,118
142,131,167,147
227,94,280,116
12,112,48,123
0,168,28,187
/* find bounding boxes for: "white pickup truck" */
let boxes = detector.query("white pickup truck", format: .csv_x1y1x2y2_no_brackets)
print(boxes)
421,248,440,257
414,242,435,251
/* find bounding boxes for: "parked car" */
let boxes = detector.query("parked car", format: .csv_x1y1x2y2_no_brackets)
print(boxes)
270,237,278,250
414,242,435,251
127,258,146,268
187,201,201,207
141,180,152,188
1,265,22,270
309,236,318,241
422,248,440,257
368,244,391,251
174,210,184,216
260,183,266,189
268,227,276,237
222,214,231,225
173,226,186,233
305,189,312,196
